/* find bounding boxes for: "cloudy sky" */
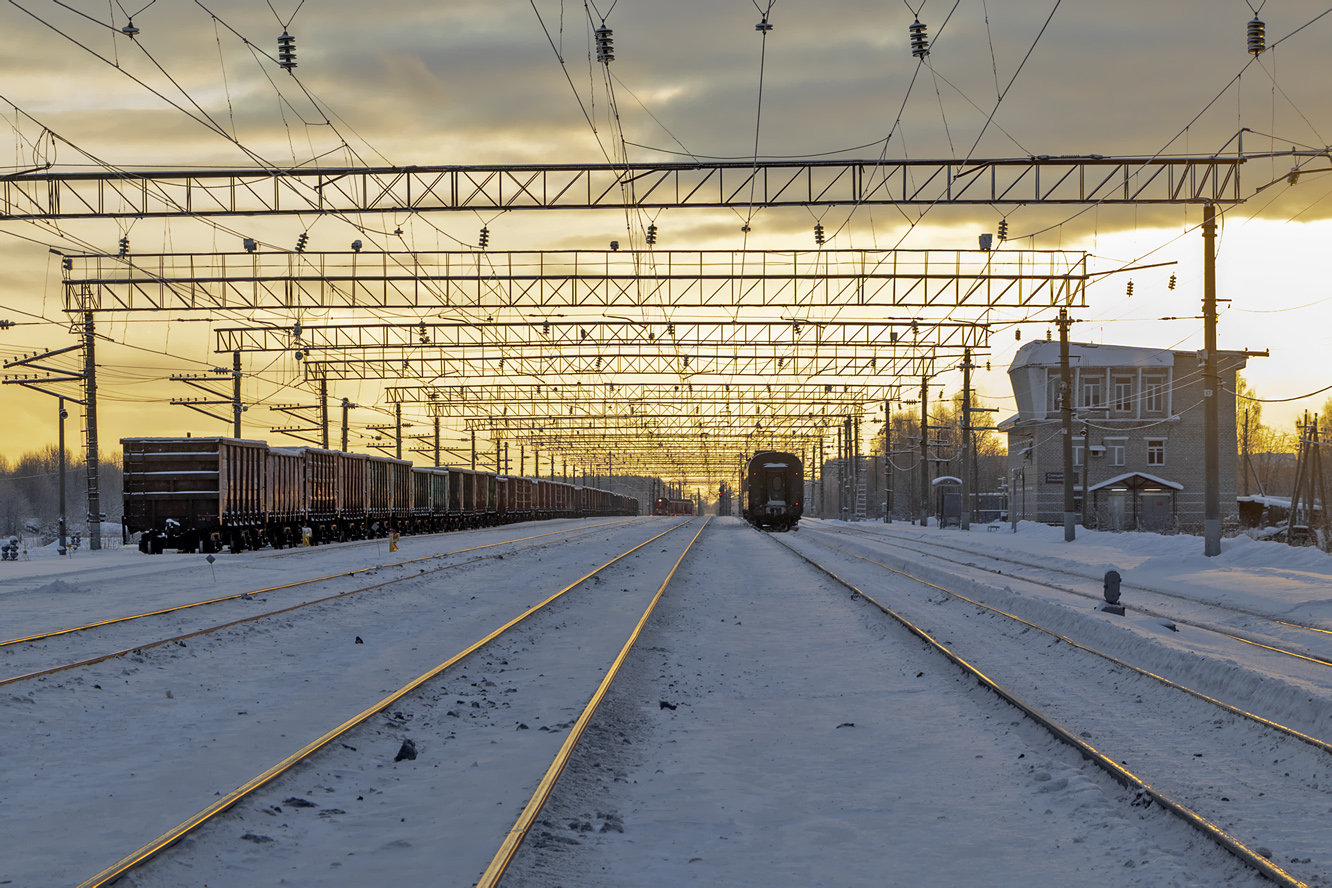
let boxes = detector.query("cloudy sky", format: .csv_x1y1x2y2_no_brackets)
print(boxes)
1,0,1331,464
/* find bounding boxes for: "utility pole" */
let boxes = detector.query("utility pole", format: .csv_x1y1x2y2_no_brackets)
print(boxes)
232,351,243,438
1203,202,1221,556
961,348,973,531
319,373,329,449
919,376,929,526
58,398,68,555
884,398,893,523
471,430,476,469
82,310,102,551
1058,307,1076,542
434,416,440,467
837,421,845,519
340,398,353,451
2,342,86,552
394,403,403,459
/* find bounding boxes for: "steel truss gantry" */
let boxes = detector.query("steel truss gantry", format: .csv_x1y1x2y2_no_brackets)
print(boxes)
215,320,986,353
7,156,1243,220
384,381,900,412
300,352,944,381
62,249,1087,313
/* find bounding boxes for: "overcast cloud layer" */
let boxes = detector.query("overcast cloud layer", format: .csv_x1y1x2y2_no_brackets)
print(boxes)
1,1,1330,458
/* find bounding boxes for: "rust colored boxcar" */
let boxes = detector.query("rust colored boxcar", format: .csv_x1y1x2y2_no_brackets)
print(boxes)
123,437,268,553
266,447,306,547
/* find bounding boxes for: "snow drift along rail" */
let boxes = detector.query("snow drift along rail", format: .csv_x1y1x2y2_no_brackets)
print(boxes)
478,517,710,886
74,519,694,888
768,532,1309,888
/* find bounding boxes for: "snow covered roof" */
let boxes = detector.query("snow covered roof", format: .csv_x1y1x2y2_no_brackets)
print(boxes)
931,475,963,486
1008,340,1176,371
1237,495,1292,508
1086,471,1183,492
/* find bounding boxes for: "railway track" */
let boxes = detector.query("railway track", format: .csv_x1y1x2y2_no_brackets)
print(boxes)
774,528,1330,886
0,520,636,687
806,522,1332,658
1,518,699,886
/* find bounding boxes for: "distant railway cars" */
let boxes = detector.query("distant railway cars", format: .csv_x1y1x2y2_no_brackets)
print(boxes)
743,450,803,531
122,437,639,554
652,497,695,516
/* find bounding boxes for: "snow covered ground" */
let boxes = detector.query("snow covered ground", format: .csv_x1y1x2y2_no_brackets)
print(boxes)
1,517,1328,885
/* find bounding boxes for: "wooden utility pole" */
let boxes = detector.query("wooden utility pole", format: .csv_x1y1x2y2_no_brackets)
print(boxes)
884,398,893,523
82,310,102,550
961,348,973,531
232,351,243,438
320,373,329,449
1203,202,1222,556
1058,308,1075,542
919,376,929,525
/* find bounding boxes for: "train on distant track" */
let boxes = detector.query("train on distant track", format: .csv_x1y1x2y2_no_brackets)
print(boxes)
742,450,803,532
652,497,696,516
122,437,639,554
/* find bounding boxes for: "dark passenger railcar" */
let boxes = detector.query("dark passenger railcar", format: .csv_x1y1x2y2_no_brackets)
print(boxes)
743,450,803,531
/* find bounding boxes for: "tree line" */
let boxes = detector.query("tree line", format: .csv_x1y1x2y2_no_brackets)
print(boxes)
1235,375,1332,500
0,447,123,540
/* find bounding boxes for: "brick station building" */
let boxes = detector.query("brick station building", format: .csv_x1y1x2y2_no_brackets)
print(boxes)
1000,340,1246,532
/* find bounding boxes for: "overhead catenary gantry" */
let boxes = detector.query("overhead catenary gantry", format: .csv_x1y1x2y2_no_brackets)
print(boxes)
30,152,1243,499
384,381,902,412
61,249,1087,313
213,318,983,385
7,156,1243,220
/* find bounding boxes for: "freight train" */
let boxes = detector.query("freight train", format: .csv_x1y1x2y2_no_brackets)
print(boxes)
122,437,639,554
652,497,696,516
742,450,803,531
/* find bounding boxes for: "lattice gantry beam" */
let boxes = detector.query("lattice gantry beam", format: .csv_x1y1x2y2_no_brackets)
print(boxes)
7,156,1242,220
384,381,902,408
215,320,986,353
63,249,1087,312
301,350,946,381
463,409,856,434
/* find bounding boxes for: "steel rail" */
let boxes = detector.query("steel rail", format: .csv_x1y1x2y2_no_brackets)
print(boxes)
801,533,1332,758
477,517,710,886
0,520,632,650
766,532,1308,888
807,524,1332,668
0,521,636,689
75,519,694,888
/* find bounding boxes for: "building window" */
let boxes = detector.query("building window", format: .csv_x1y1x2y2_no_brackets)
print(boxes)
1073,445,1084,467
1146,438,1166,466
1082,378,1102,408
1143,374,1167,413
1107,440,1126,467
1112,377,1133,412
